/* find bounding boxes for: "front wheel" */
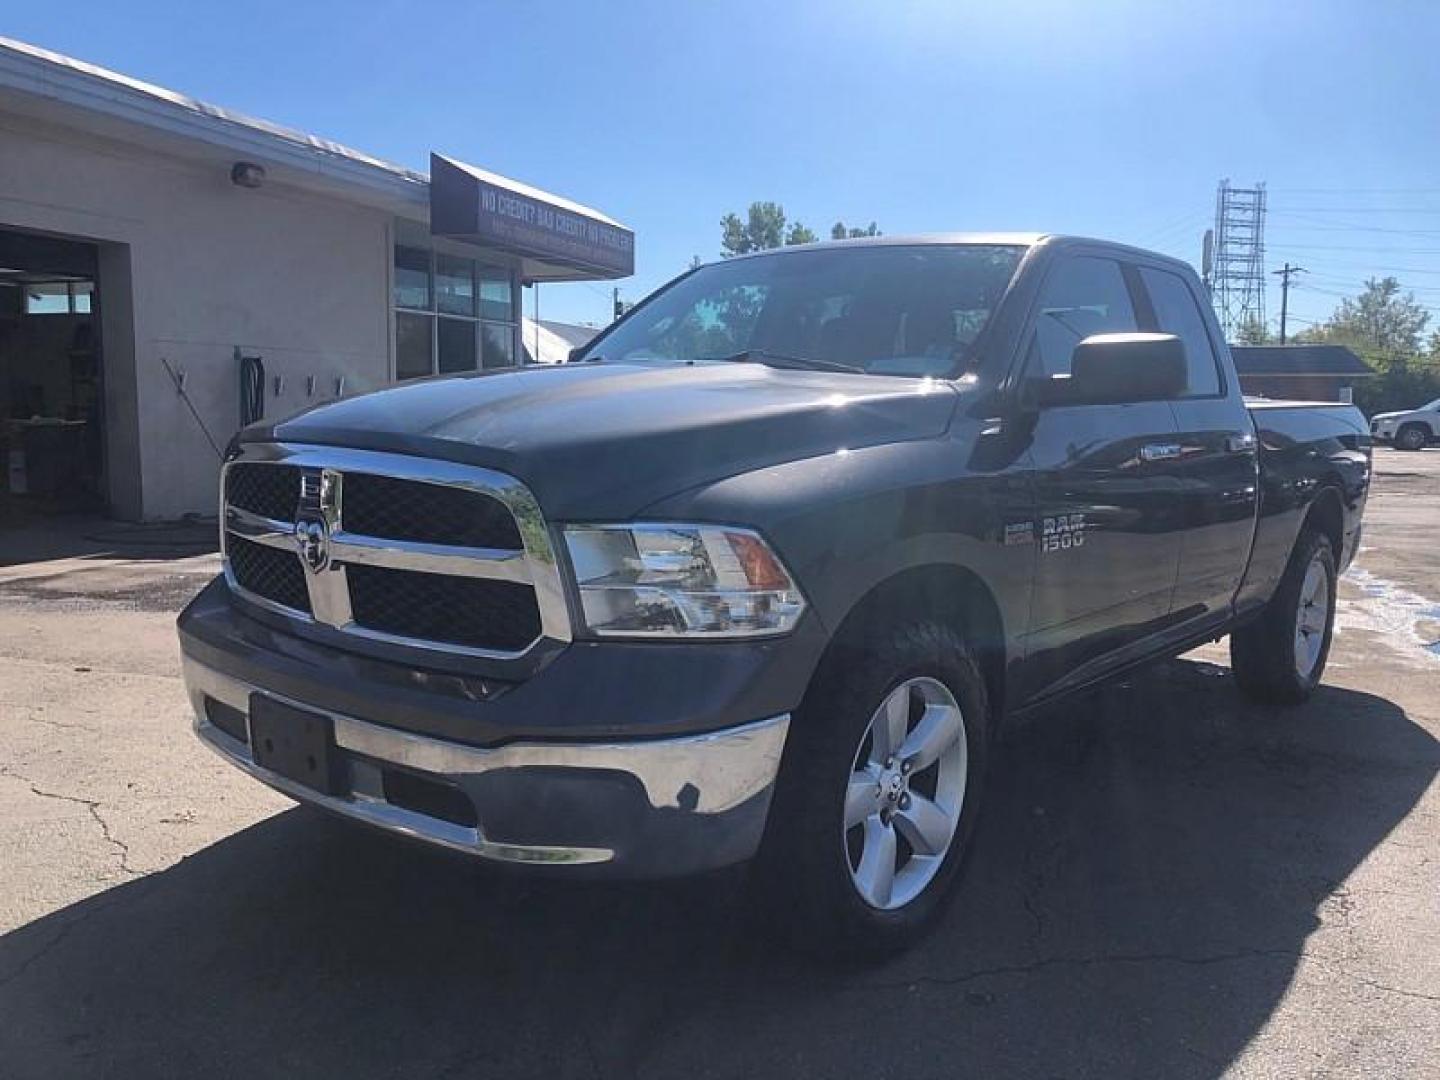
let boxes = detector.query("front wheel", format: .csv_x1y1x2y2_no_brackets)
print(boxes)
1231,530,1337,705
755,622,989,957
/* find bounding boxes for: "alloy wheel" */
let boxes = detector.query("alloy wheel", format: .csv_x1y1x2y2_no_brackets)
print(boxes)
843,677,968,910
1294,554,1331,680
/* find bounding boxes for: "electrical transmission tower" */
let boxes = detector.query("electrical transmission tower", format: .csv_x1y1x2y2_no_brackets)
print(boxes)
1210,180,1267,339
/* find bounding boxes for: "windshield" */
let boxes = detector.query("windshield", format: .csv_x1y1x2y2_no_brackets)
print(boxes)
1424,397,1440,411
580,244,1026,377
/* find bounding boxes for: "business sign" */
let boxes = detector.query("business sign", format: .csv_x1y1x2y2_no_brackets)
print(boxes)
430,153,634,278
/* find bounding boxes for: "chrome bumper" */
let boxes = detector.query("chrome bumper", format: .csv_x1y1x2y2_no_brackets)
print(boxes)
183,655,789,874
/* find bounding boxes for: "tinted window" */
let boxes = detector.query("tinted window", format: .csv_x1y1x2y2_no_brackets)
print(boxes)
1029,256,1138,377
437,317,477,373
1139,267,1221,396
580,245,1025,378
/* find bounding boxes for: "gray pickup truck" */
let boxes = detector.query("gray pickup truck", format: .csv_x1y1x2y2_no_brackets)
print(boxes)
178,234,1370,954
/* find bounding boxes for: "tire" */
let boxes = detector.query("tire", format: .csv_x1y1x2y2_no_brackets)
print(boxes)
1230,529,1337,705
1395,423,1428,451
755,622,989,958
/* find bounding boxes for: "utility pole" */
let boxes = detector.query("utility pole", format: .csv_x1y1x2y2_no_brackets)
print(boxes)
1272,263,1307,344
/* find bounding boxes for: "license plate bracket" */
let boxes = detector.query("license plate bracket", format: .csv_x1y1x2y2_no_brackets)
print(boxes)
248,695,345,796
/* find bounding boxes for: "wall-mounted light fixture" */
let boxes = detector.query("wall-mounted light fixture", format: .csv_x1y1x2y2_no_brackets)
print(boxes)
230,162,266,189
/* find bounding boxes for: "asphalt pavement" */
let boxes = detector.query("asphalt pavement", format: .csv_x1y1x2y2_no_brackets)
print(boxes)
1,452,1436,1079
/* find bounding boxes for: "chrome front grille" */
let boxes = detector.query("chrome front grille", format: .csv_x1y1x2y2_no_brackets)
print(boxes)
221,446,570,659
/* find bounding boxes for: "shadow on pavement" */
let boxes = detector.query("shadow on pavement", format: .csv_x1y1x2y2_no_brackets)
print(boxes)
0,516,217,568
1,659,1435,1079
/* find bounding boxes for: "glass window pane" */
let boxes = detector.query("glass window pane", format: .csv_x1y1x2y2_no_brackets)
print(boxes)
1031,257,1137,378
396,312,433,379
438,317,478,373
481,321,516,369
72,281,93,314
394,246,432,310
436,254,476,317
478,267,513,320
24,282,70,316
1138,267,1221,397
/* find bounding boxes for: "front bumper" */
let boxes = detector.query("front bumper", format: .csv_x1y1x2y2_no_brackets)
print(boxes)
184,652,789,875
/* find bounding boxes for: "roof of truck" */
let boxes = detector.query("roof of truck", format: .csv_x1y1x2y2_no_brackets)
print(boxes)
714,233,1197,273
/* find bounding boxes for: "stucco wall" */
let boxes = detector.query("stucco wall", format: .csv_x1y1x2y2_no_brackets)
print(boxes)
0,111,394,519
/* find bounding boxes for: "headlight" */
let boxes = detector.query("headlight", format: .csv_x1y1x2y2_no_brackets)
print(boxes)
563,524,806,638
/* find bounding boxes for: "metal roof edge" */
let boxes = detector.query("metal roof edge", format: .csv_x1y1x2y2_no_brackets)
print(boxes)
0,36,626,229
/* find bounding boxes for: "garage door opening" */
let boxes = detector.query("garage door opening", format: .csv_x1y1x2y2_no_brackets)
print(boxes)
0,229,105,514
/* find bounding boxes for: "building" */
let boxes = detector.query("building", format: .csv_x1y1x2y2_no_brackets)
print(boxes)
519,318,600,366
0,36,633,521
1230,344,1373,403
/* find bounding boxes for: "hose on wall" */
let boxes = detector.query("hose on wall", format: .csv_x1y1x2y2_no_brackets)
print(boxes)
237,347,264,428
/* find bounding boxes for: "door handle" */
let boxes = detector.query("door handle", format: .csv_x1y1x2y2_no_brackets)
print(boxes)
1225,432,1257,454
1140,442,1183,462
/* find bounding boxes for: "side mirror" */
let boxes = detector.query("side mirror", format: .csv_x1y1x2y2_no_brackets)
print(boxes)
1037,333,1186,407
567,347,585,364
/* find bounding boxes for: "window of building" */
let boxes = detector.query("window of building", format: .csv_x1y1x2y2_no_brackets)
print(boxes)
392,245,518,379
24,280,92,316
1138,266,1223,397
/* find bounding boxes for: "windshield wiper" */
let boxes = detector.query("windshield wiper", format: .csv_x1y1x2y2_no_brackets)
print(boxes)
702,349,864,374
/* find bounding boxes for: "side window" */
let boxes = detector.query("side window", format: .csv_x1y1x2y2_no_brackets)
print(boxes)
1139,267,1222,397
1029,256,1138,377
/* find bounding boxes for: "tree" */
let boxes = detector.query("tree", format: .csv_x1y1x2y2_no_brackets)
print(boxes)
720,203,875,256
786,222,819,246
1234,317,1270,345
1310,276,1430,360
720,202,789,257
1292,276,1440,415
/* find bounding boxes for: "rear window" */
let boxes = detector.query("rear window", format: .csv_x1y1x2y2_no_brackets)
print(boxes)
1139,266,1223,397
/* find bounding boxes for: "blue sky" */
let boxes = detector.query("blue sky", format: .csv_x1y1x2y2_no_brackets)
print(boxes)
8,0,1440,334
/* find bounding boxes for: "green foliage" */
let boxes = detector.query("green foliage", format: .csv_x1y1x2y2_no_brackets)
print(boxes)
1293,276,1440,415
720,202,789,257
1351,355,1440,416
786,222,819,246
1234,317,1270,345
1296,276,1430,363
720,203,877,256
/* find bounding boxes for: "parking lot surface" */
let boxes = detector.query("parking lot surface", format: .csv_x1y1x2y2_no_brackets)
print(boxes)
1,452,1437,1079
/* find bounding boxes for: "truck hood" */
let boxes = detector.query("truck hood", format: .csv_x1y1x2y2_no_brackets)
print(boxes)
253,362,961,519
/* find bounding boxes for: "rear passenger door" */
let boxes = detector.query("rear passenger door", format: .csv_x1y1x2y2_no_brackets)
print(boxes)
1135,264,1259,627
1018,254,1185,702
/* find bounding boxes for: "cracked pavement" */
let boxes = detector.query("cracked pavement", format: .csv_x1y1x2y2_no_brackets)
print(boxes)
0,452,1437,1079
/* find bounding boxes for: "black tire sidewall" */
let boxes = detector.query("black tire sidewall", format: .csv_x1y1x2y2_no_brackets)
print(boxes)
1237,530,1336,701
1397,425,1427,451
759,622,990,954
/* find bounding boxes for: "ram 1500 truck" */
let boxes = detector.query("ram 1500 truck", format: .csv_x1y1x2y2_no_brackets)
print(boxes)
178,234,1370,954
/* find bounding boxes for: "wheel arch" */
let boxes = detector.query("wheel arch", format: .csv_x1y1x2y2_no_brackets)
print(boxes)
1304,481,1346,562
816,563,1008,728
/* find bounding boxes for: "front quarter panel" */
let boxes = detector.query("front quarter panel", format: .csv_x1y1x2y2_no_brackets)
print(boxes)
639,418,1034,700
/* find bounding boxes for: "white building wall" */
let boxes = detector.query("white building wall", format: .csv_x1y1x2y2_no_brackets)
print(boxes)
0,111,394,519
